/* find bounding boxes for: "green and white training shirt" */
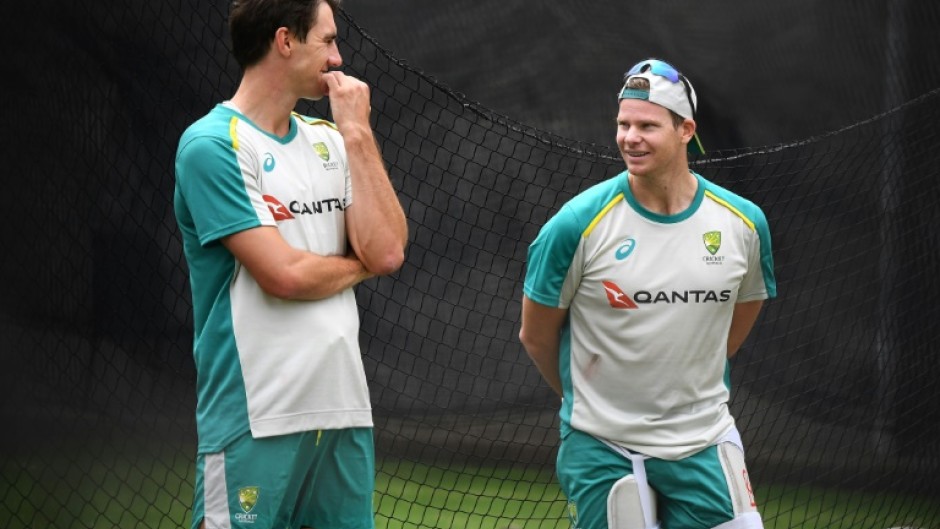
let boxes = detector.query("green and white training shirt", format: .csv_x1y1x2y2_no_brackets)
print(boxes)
524,171,777,460
175,103,371,454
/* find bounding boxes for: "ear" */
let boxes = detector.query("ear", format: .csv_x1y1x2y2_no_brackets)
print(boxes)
273,27,292,57
680,118,697,145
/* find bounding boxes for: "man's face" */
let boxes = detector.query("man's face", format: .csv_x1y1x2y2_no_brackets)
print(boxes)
292,2,342,100
615,99,688,177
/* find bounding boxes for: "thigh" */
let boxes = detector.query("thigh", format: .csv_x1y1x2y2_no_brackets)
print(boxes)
193,430,309,529
295,428,376,529
556,429,633,529
646,445,735,529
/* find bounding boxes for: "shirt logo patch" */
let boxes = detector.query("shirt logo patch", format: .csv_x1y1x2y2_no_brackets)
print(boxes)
602,281,638,309
567,499,580,528
235,486,260,524
238,486,259,513
313,142,341,170
313,142,330,161
263,195,295,221
703,231,721,255
614,238,636,261
262,152,276,172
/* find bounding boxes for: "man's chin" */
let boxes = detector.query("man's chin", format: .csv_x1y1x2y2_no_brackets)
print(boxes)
623,158,647,175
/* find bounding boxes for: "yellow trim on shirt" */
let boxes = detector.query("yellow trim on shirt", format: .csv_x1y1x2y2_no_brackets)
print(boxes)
704,190,755,231
229,116,240,151
293,112,339,130
583,194,625,238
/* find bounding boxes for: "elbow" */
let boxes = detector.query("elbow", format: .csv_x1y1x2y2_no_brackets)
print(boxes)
366,247,405,276
519,328,556,365
518,329,530,352
257,271,304,300
518,328,538,360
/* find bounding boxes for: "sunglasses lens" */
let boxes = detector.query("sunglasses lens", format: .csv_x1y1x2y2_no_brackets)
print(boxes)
627,60,680,83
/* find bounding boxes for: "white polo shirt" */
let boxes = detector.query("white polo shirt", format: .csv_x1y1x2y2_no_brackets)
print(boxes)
175,103,371,454
524,171,776,460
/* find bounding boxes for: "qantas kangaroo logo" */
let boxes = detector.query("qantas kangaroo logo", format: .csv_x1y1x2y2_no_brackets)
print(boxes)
602,280,732,309
602,281,638,309
263,195,294,221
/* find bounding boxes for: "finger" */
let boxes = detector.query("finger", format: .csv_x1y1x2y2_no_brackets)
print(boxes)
326,70,348,86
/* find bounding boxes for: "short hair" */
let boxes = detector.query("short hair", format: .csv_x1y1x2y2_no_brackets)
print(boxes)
623,77,685,128
229,0,342,69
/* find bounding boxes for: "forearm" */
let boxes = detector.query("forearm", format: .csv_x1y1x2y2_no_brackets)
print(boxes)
277,250,373,301
343,127,408,275
519,296,567,397
525,344,563,397
727,300,764,358
224,227,374,301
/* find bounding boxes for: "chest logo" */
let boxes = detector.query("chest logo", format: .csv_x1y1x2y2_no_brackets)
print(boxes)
263,194,295,221
614,238,636,261
703,231,722,255
262,152,276,172
312,142,330,161
602,281,638,309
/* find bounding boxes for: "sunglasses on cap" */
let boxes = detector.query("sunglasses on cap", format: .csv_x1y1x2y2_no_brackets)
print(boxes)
623,59,697,118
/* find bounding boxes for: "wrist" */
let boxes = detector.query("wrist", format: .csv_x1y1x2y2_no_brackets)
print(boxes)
337,123,374,146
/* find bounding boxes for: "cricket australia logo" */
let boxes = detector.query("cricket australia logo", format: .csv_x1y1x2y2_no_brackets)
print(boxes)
235,486,260,524
312,142,330,161
702,231,725,264
703,231,721,255
567,499,581,528
313,141,340,170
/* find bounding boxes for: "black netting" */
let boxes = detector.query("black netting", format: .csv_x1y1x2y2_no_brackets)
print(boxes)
2,1,939,528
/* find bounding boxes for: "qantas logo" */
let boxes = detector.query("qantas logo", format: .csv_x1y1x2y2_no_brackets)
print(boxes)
263,194,346,222
263,195,294,221
603,281,638,309
602,280,731,309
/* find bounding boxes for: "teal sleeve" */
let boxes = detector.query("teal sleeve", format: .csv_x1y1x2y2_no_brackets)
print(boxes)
523,205,583,308
752,206,777,298
701,177,777,299
176,134,262,247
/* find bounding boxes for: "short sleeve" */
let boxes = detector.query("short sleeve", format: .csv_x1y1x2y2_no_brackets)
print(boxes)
523,205,584,308
737,207,777,301
176,134,268,247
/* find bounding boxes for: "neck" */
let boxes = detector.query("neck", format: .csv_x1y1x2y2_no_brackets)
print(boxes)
628,166,697,216
229,65,298,137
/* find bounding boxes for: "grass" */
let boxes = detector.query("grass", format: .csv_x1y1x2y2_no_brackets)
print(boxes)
374,460,940,529
375,461,566,529
2,449,938,529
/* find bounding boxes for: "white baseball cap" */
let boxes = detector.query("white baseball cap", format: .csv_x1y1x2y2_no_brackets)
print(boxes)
618,58,705,154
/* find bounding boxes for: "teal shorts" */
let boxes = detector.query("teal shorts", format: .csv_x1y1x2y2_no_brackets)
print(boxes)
557,429,740,529
192,428,375,529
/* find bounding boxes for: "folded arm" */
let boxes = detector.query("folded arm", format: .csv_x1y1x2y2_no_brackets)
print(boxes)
223,226,372,300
